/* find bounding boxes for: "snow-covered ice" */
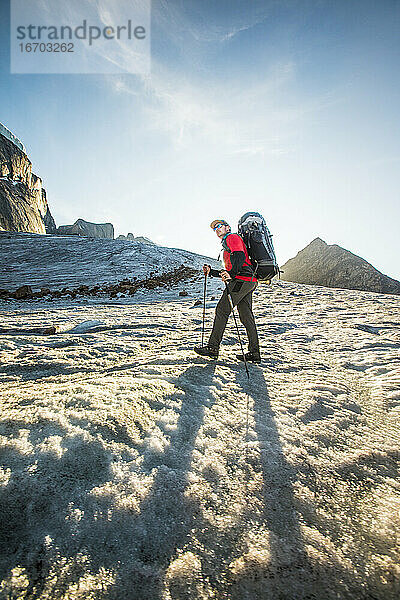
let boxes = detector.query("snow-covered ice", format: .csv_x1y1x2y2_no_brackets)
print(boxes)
0,233,399,599
0,232,219,291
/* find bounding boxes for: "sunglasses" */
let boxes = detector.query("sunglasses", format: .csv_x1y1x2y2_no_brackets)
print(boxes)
213,222,226,231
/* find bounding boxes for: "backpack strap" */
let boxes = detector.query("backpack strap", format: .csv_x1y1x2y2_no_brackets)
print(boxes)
221,232,233,252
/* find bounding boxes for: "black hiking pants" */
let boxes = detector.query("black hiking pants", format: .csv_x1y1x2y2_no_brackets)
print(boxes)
208,279,260,354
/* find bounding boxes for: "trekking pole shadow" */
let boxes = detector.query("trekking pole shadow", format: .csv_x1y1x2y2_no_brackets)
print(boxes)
227,365,314,599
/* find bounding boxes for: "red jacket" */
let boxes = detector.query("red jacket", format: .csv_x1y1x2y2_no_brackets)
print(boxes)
223,233,257,282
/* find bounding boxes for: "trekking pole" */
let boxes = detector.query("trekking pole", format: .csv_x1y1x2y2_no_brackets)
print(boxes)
201,271,208,346
224,281,250,380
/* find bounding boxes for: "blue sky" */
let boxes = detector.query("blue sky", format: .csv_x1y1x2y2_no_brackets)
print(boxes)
1,0,399,278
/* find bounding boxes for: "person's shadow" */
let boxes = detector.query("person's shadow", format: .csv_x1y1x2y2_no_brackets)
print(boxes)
103,360,314,600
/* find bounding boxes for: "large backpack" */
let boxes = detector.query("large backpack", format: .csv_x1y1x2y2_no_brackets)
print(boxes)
238,212,279,281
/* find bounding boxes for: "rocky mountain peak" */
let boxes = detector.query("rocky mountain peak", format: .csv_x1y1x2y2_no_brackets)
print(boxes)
281,239,400,295
309,237,327,247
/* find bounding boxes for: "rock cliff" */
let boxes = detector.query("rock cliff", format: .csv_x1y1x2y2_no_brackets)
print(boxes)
117,233,155,245
0,128,56,234
57,219,114,239
281,237,400,295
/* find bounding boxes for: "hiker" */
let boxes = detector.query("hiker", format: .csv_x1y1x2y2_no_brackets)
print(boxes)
194,219,261,363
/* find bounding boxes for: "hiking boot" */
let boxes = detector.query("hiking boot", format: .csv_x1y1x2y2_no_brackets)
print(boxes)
194,345,219,359
236,351,261,363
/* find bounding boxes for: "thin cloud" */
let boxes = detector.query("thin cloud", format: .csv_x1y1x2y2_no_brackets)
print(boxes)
108,58,300,157
153,0,272,45
89,2,345,158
